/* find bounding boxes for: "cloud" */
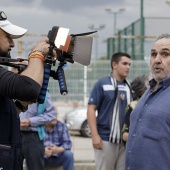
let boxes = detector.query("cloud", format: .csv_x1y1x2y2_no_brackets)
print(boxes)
12,0,124,11
1,0,170,58
1,0,139,36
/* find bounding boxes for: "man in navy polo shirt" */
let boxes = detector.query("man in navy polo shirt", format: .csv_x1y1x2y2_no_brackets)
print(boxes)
87,52,133,170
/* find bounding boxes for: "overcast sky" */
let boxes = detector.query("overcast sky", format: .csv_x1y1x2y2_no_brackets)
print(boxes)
1,0,170,58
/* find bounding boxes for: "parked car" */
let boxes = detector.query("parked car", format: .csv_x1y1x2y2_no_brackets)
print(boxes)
64,107,91,137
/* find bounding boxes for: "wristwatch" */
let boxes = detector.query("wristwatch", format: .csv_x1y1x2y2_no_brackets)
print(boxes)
14,99,28,112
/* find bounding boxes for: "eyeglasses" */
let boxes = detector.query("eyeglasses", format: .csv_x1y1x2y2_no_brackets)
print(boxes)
0,11,7,21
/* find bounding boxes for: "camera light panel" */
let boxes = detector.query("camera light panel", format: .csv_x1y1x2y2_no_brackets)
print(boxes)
54,27,69,48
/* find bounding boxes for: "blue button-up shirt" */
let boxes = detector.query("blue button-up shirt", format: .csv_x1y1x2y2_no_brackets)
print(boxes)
125,78,170,170
44,120,72,157
20,92,56,131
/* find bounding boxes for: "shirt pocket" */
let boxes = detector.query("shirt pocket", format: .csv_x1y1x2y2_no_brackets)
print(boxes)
141,109,167,141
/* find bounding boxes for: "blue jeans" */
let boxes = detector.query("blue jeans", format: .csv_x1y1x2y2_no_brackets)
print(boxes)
21,132,44,170
44,150,74,170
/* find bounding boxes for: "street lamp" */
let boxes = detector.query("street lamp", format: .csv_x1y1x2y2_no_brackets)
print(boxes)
105,8,125,35
166,0,170,4
88,24,105,59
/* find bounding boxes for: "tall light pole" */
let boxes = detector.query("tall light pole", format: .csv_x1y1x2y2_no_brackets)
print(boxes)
105,8,125,35
166,0,170,5
88,24,105,59
140,0,144,60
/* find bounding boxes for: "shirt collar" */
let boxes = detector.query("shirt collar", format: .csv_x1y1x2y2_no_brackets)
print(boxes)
149,77,170,89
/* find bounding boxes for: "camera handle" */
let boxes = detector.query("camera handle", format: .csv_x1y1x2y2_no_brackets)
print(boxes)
37,45,55,104
37,63,52,103
56,63,68,95
50,61,68,96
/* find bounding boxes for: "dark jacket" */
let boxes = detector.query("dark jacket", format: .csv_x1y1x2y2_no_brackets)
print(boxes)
0,66,41,170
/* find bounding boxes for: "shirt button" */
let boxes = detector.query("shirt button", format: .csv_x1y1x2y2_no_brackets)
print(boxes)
139,119,141,121
127,167,130,170
145,104,147,107
128,150,131,154
133,134,136,137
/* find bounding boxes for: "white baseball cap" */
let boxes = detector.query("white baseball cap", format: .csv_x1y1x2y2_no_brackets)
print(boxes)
0,11,27,39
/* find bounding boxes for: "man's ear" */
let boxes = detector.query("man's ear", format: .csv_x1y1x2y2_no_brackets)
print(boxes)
112,61,117,69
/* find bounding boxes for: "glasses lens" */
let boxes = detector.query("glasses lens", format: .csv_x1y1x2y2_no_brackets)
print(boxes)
0,11,7,20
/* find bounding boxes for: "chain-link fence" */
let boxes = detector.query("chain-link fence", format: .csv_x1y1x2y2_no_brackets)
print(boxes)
10,34,153,105
48,59,150,104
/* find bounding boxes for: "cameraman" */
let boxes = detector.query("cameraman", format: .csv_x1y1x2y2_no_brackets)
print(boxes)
0,11,56,170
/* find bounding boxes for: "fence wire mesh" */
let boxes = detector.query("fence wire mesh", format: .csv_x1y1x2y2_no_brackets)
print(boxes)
10,34,153,105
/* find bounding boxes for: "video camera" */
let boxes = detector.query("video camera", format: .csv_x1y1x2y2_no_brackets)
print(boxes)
0,26,96,104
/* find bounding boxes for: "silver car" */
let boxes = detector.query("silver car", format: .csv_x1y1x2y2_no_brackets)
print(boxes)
64,107,91,137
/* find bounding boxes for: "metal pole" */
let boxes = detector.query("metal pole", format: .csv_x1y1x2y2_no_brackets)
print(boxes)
17,40,23,57
105,8,125,35
140,0,144,60
141,0,144,35
83,66,87,106
114,13,116,35
95,32,98,59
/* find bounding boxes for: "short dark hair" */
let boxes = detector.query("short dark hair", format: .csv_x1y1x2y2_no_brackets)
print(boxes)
131,75,148,98
111,52,131,70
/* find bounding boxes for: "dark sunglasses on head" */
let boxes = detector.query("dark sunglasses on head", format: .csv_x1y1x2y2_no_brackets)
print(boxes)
0,11,7,20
